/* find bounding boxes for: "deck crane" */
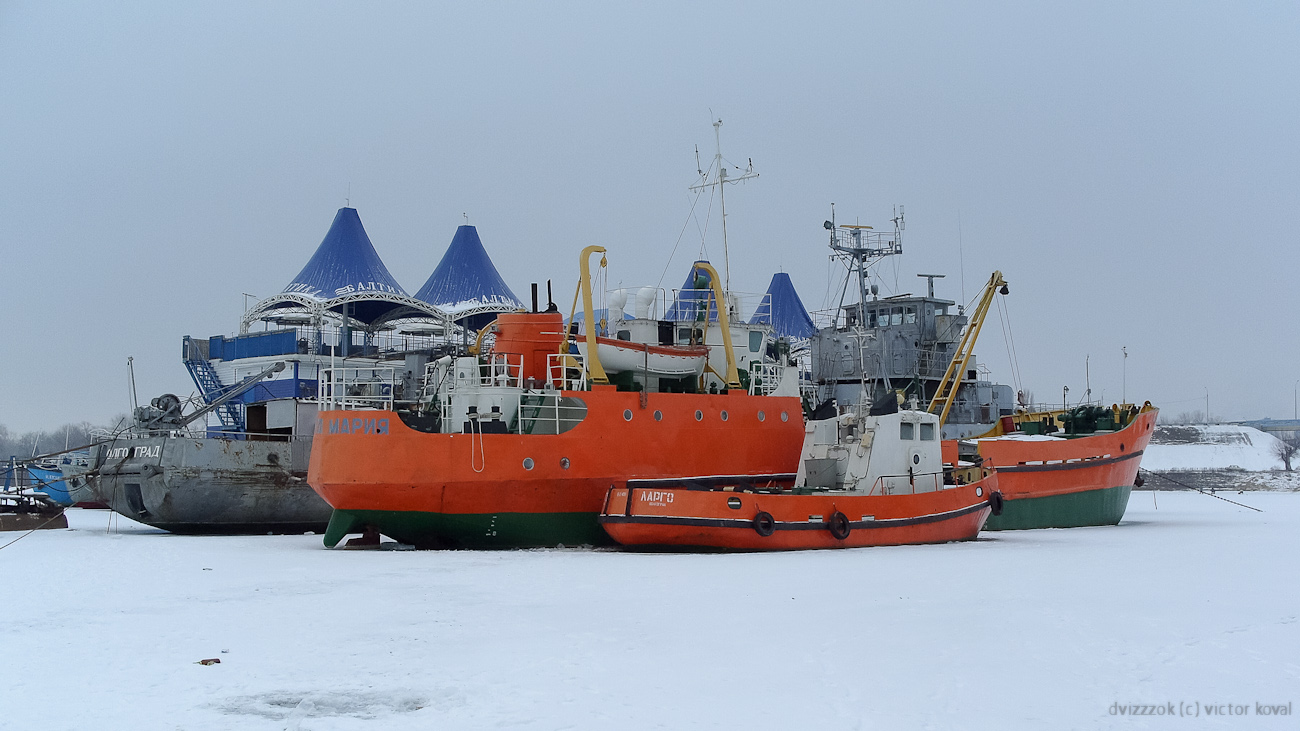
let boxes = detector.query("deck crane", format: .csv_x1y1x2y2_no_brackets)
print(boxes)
927,271,1009,425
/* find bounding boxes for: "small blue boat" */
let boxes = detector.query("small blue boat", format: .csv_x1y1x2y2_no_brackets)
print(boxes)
3,457,75,506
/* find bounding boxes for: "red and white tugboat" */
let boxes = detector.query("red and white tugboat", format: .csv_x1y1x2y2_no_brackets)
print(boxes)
599,400,1001,551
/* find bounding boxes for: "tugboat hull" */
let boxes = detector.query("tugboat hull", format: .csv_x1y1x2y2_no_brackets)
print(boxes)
599,479,997,551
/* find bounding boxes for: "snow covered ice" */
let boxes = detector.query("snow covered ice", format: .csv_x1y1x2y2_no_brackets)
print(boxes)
4,494,1297,730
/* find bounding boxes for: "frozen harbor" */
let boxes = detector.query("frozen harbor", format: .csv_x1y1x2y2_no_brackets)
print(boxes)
4,492,1297,730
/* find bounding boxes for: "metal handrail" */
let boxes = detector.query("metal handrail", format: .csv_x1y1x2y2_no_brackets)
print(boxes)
748,362,784,396
865,470,946,496
318,367,396,410
517,392,587,435
547,353,587,391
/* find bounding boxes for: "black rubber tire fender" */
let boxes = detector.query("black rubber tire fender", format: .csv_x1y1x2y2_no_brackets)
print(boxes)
828,511,851,540
752,511,776,537
989,491,1005,516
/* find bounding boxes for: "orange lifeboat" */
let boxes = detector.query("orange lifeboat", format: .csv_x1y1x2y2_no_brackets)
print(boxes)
599,407,1000,551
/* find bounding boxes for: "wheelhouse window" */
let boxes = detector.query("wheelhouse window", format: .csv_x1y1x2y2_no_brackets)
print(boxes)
920,422,935,441
891,306,903,326
904,306,917,324
900,422,915,440
867,310,878,328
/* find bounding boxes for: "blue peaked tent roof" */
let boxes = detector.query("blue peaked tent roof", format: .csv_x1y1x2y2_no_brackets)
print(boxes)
244,207,446,330
664,261,720,322
749,272,816,338
282,207,407,301
414,225,524,328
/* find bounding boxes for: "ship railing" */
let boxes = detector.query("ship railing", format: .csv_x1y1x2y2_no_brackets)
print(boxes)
812,346,956,382
662,287,770,323
547,353,588,391
748,362,784,396
482,354,523,388
516,392,588,435
441,354,525,393
318,367,396,411
864,470,948,496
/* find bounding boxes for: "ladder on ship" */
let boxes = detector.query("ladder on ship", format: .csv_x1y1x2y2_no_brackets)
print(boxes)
182,336,244,431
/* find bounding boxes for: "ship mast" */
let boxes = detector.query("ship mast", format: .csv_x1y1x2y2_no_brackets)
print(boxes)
826,205,905,328
689,118,758,291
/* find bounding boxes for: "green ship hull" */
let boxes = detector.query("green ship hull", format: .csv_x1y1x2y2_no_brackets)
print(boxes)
984,484,1132,531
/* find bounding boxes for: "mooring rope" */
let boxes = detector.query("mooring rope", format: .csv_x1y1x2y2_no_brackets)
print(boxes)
1138,468,1263,512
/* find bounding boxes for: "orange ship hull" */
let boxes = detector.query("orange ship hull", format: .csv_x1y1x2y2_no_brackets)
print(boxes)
308,388,805,548
971,406,1158,530
598,478,997,551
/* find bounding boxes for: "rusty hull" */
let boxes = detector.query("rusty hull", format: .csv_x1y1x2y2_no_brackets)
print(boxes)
87,434,331,534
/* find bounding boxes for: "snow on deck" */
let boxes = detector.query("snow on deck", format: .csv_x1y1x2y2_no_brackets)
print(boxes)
4,498,1298,730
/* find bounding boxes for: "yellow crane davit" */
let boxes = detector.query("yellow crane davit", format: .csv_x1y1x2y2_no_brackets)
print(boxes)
928,271,1009,425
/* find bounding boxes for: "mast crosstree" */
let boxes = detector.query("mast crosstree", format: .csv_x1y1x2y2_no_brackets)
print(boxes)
689,119,758,291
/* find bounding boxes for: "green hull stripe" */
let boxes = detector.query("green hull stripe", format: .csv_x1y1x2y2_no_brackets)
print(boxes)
984,484,1132,531
324,508,611,549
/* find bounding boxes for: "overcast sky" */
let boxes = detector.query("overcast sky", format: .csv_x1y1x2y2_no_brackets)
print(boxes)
2,1,1297,431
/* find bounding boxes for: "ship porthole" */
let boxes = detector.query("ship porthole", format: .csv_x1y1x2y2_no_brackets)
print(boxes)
780,411,789,422
695,410,703,421
913,454,920,465
523,458,534,470
757,410,765,422
720,410,729,421
727,497,742,509
623,409,633,421
1120,443,1125,452
654,410,663,421
976,486,984,497
560,458,570,469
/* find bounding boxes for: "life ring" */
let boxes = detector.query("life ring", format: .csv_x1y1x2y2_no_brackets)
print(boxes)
989,491,1005,516
828,511,850,540
752,511,775,537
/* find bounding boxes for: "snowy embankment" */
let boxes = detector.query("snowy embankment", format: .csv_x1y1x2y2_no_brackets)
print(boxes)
4,500,1298,730
1144,425,1287,471
1142,425,1300,491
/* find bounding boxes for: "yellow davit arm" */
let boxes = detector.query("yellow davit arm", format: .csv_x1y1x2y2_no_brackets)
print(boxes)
928,271,1008,425
569,245,610,385
691,261,741,390
468,318,498,356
